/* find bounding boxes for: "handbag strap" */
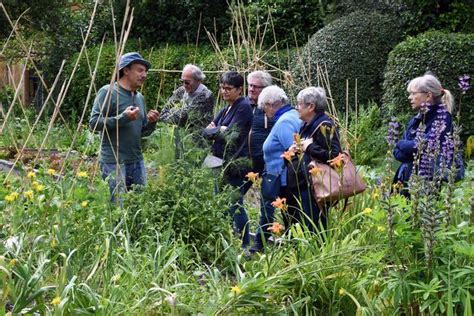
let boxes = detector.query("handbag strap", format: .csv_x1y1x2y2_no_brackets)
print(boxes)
308,120,332,139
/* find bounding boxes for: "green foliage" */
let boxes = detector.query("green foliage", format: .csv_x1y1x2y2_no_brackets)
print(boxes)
115,0,231,46
347,103,387,166
382,31,474,138
124,161,233,262
243,0,330,46
327,0,474,35
290,11,403,111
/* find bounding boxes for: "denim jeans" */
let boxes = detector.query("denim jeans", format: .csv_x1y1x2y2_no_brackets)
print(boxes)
100,160,147,202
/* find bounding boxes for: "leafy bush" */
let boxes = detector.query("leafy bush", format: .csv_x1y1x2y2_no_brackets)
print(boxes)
290,11,402,111
382,31,474,139
347,103,387,166
124,161,234,262
243,0,328,46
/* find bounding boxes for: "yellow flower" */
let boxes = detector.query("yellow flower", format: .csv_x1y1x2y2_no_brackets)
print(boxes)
377,226,386,232
280,150,295,161
230,285,242,295
51,296,61,306
271,197,287,211
363,207,372,215
24,190,34,200
77,171,88,178
27,171,36,178
32,181,45,192
371,191,380,200
5,194,15,203
267,222,284,235
47,169,57,176
81,201,88,208
245,172,259,183
339,288,346,296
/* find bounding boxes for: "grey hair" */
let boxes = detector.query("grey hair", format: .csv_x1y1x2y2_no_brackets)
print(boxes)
407,73,454,113
183,64,205,81
247,70,272,87
257,85,288,109
296,86,328,112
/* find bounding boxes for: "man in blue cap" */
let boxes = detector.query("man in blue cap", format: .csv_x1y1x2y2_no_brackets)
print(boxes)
89,52,160,201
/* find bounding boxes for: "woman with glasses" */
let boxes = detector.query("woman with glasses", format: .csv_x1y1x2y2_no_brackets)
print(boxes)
251,85,301,252
286,86,341,232
203,71,253,249
393,73,463,196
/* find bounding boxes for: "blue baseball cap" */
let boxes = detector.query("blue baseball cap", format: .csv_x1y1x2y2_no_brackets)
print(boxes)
118,52,151,71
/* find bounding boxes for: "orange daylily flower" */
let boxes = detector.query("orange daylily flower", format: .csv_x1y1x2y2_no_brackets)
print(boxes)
245,172,259,183
329,153,345,169
281,150,295,161
293,133,301,144
267,222,284,235
309,165,324,176
271,197,287,211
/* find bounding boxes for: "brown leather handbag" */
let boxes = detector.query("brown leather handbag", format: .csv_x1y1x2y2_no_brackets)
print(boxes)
309,151,366,204
303,121,366,204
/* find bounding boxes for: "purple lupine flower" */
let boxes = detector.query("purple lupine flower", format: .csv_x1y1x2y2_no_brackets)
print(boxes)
440,133,455,167
419,117,446,178
386,117,399,147
458,75,471,94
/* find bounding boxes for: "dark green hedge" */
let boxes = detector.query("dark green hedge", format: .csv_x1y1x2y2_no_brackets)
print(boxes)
382,31,474,138
289,11,402,112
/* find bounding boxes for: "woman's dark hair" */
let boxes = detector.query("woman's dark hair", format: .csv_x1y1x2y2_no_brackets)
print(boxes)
219,71,244,88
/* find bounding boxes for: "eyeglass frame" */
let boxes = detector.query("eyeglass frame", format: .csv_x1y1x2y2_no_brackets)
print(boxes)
220,85,238,92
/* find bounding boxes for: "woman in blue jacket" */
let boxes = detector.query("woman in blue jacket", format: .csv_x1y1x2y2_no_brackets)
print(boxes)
393,73,463,196
251,85,301,252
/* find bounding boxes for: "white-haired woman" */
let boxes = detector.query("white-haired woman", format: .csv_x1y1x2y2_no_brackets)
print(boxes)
286,86,341,232
251,85,301,253
393,73,464,196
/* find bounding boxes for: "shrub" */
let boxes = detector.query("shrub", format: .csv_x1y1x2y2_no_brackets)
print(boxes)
347,102,387,166
382,31,474,139
290,11,402,112
124,161,234,262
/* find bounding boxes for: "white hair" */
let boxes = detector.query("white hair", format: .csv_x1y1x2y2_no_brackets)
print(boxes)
296,86,328,112
257,85,289,110
183,64,205,81
407,73,454,113
247,70,272,87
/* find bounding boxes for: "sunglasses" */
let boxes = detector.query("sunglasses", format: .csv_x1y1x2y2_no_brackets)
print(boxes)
180,79,192,85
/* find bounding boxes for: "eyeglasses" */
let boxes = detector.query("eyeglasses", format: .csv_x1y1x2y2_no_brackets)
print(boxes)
220,85,236,92
249,83,264,89
180,79,192,85
408,91,427,96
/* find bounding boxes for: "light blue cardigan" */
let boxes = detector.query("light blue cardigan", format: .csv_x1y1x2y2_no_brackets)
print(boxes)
262,107,301,186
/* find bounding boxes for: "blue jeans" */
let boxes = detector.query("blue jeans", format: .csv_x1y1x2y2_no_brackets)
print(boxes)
100,160,147,201
226,175,250,248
